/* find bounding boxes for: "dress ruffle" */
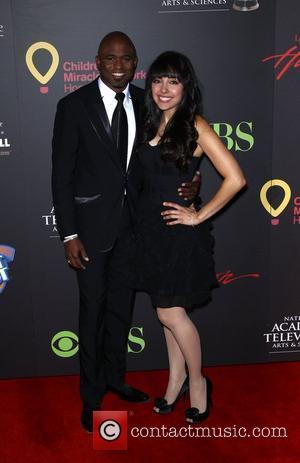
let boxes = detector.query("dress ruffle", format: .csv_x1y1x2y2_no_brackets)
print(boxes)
131,206,217,307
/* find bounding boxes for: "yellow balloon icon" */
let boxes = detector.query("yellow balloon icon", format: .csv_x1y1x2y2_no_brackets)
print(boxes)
260,179,291,225
25,42,59,94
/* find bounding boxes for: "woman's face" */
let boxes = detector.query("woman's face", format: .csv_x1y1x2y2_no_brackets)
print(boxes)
151,76,184,116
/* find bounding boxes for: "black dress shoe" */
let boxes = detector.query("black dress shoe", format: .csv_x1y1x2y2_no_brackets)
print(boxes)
108,384,150,403
80,404,100,433
153,375,189,414
185,377,213,424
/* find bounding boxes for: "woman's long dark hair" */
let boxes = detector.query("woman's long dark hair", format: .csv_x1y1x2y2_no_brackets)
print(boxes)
142,51,203,170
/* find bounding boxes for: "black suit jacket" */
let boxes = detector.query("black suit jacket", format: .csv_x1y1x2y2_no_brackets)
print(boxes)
52,79,144,251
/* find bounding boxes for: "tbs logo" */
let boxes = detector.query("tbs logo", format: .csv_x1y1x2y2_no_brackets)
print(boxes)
0,245,15,294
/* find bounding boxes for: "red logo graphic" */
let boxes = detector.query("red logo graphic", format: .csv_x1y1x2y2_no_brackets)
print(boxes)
93,411,127,450
262,42,300,80
216,270,260,285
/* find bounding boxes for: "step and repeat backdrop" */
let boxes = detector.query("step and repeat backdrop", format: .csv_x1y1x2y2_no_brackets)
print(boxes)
1,0,299,378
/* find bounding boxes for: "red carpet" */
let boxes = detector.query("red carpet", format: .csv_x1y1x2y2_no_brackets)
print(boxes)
1,362,299,463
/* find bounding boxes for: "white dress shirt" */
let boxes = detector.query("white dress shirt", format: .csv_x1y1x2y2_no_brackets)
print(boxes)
98,77,136,169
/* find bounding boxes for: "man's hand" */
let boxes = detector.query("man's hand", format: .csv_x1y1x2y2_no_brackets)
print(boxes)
64,238,89,270
178,170,201,201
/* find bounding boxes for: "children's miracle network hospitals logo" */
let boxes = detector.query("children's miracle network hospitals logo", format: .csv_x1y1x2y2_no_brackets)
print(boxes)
0,245,15,294
25,41,59,94
260,179,299,225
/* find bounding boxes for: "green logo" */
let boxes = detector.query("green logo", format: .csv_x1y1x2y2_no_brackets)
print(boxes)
51,330,79,358
128,327,145,353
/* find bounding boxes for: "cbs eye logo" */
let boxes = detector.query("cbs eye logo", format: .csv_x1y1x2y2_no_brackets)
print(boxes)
51,330,79,358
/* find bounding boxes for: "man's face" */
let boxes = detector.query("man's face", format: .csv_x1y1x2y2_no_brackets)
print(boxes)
96,37,137,92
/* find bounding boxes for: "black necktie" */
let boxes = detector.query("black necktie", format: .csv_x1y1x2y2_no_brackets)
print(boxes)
111,92,128,171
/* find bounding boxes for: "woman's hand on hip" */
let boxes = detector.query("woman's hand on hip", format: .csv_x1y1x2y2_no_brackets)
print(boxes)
161,202,201,226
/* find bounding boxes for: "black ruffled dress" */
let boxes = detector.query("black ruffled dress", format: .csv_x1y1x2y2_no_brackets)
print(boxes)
130,143,218,309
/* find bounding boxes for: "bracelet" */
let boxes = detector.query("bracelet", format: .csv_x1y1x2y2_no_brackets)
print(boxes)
63,234,78,243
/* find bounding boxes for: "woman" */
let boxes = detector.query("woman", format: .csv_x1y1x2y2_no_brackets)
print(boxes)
132,51,246,423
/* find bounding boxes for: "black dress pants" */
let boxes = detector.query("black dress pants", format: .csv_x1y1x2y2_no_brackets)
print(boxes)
77,199,134,407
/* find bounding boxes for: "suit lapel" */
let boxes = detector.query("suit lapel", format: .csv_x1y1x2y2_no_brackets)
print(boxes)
83,80,124,174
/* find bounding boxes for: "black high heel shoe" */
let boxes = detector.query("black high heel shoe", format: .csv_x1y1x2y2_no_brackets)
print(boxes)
185,377,213,424
153,375,189,414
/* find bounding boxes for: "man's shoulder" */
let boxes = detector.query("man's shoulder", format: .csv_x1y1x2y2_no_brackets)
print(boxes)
57,80,98,106
129,83,144,101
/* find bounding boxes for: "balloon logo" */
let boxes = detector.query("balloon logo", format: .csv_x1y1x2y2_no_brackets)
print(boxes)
260,179,291,225
25,42,59,94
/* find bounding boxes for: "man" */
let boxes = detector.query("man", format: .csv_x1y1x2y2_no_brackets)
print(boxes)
52,31,199,433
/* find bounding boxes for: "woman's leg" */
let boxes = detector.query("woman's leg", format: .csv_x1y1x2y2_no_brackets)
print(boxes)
157,306,207,412
161,325,187,404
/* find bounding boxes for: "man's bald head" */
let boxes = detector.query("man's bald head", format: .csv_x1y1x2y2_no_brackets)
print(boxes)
98,31,136,57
